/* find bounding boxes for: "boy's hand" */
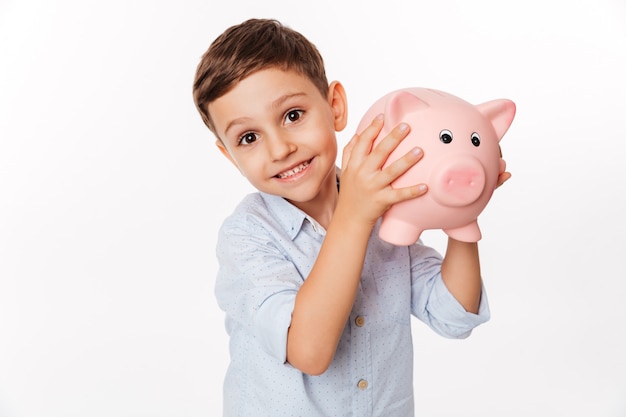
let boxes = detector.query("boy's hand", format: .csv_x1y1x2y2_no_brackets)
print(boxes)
496,146,511,188
338,114,427,227
497,167,511,188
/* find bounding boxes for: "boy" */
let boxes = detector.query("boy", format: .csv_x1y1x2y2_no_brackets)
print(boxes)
193,18,506,417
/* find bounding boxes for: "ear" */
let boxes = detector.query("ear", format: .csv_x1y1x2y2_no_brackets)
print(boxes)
328,81,348,131
476,99,516,141
215,139,241,172
384,91,430,126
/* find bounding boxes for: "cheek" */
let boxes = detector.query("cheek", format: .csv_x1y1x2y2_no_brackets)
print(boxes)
310,117,338,147
318,127,338,156
231,155,262,180
220,151,244,175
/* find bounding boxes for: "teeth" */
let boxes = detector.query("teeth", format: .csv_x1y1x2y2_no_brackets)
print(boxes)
277,161,310,179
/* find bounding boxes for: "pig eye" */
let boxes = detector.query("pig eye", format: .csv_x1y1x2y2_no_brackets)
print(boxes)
439,129,453,144
471,132,481,147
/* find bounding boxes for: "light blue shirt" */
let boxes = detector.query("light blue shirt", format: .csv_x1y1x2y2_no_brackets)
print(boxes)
215,191,490,417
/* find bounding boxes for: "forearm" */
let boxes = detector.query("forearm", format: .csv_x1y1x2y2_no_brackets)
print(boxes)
287,206,371,375
440,238,482,314
285,118,425,375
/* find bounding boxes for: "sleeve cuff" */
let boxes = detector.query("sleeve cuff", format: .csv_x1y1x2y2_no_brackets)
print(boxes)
252,289,298,363
427,276,491,338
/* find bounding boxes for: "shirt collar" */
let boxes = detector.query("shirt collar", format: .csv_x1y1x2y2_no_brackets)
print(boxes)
259,192,311,240
258,167,339,240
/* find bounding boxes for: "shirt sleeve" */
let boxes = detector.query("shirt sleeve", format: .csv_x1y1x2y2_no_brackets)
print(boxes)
409,241,490,339
214,215,301,364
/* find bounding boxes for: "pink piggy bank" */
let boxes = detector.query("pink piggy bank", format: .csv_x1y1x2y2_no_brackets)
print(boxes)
356,87,516,245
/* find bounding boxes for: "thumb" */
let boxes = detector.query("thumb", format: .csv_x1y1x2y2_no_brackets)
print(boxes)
341,135,357,170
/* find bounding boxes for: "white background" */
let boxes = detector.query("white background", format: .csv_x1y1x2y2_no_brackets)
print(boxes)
1,0,625,416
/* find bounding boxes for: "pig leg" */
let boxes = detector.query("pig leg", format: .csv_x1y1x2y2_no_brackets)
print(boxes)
378,216,424,246
443,221,482,243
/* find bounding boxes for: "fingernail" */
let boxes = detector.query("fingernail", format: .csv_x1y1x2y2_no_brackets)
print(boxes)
399,123,409,132
412,147,422,156
375,113,384,121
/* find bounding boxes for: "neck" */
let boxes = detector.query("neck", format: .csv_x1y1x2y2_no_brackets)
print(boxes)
289,166,340,230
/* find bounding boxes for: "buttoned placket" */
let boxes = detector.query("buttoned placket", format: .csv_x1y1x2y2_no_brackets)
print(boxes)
351,294,373,415
306,211,374,415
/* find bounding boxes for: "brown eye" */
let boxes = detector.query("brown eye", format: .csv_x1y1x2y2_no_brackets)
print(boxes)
440,129,453,144
285,110,303,124
239,132,258,145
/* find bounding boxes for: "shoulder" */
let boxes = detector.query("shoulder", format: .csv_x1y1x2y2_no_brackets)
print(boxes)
225,192,269,222
218,192,270,239
217,192,305,250
220,192,293,232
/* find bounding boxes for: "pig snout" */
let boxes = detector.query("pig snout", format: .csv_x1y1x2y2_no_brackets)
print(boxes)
429,157,486,207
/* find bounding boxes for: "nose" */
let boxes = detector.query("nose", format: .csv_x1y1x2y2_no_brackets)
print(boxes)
429,157,486,207
267,133,296,161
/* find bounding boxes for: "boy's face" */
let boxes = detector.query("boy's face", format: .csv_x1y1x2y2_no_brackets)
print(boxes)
209,68,347,205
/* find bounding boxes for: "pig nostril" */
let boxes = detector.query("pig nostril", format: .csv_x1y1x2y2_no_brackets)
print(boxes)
431,159,486,207
448,177,476,187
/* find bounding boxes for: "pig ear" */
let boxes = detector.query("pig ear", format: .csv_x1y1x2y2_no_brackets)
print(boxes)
384,91,430,126
476,99,516,141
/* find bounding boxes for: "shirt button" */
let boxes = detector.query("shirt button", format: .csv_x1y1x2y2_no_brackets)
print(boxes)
357,379,368,390
355,316,365,327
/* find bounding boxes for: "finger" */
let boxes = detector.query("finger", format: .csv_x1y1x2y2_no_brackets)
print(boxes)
499,157,506,174
341,134,357,168
349,114,384,163
496,172,511,188
388,183,428,204
382,146,423,182
368,122,411,170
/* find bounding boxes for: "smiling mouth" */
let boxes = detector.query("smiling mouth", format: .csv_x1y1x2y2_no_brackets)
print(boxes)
275,160,312,179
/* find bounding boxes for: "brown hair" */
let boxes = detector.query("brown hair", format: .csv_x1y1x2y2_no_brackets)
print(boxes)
192,18,329,134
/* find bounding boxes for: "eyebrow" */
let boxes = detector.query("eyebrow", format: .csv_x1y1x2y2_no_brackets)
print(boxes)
223,117,252,138
271,92,306,110
223,92,307,137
